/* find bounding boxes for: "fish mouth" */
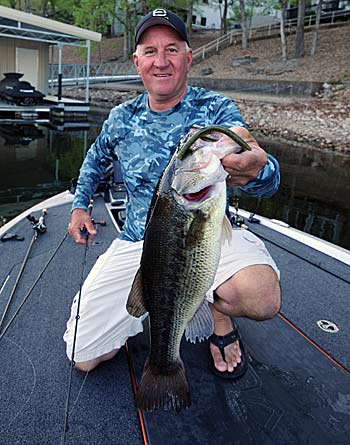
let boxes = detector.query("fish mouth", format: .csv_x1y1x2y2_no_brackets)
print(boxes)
182,185,212,202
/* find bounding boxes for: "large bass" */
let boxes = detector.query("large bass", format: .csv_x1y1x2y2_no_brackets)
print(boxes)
126,125,251,411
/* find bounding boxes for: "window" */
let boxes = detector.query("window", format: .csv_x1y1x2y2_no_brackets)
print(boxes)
200,17,207,26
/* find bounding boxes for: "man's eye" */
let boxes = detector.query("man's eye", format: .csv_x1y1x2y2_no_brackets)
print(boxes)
144,49,155,55
167,47,178,53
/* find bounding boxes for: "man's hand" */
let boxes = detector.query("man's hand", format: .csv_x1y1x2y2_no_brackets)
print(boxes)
69,208,97,245
222,127,268,186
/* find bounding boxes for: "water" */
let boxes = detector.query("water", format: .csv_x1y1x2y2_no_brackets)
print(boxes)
0,113,349,250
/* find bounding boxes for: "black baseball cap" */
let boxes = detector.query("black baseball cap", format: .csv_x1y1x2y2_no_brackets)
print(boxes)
135,8,190,48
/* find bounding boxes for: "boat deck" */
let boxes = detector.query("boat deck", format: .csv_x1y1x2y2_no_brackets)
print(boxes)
0,194,349,444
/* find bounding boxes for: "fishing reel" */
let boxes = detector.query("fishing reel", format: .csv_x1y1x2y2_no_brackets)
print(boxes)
27,209,47,235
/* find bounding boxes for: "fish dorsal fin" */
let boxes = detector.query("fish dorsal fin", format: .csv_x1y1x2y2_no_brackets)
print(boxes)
185,299,214,343
126,269,147,318
221,215,232,244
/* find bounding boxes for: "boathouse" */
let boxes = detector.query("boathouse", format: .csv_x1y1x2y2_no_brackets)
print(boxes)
0,5,101,120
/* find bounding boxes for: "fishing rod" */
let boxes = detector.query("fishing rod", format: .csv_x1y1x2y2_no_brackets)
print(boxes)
0,230,69,342
62,201,94,445
0,208,106,342
0,208,47,333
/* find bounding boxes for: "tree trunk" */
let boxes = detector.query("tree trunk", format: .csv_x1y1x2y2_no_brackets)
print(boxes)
295,0,305,58
222,0,228,35
186,2,193,41
310,0,323,56
279,0,288,61
141,0,148,16
239,0,249,49
123,7,130,60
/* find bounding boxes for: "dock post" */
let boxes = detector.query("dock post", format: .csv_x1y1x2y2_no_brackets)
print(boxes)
85,40,91,103
57,43,63,101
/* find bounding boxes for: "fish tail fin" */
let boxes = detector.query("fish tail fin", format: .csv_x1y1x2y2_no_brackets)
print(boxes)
136,360,191,412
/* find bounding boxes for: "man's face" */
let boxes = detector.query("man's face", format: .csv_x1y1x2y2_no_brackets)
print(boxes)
133,25,192,111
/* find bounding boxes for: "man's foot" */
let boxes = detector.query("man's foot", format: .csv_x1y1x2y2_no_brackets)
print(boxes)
210,310,241,372
209,305,248,379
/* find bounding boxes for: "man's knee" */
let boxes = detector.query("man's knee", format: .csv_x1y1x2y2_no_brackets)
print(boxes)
71,348,120,372
215,264,281,320
258,278,281,319
74,360,97,372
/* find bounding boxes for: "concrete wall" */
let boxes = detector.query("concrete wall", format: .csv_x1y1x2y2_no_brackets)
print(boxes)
0,38,49,94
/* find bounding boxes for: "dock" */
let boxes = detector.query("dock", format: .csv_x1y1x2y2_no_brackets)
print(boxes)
0,95,89,123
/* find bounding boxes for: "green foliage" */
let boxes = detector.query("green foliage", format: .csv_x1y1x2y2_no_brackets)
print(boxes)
72,0,116,34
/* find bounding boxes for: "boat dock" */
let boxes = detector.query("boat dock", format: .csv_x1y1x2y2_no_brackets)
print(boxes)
0,95,90,123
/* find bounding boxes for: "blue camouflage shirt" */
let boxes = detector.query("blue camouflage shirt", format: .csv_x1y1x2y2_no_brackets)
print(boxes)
73,86,280,242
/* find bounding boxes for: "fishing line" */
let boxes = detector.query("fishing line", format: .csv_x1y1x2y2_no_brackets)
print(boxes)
0,208,47,333
0,265,15,297
67,369,90,417
247,225,350,285
62,201,93,445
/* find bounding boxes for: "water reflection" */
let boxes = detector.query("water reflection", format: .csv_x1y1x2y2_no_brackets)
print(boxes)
0,123,44,146
236,134,350,250
0,118,349,250
0,120,95,223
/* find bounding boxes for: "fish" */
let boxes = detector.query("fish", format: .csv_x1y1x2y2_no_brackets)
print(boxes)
126,125,247,412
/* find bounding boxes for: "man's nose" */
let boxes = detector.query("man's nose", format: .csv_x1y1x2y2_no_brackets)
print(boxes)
154,51,169,67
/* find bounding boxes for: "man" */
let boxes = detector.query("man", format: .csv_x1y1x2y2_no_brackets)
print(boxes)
65,9,281,378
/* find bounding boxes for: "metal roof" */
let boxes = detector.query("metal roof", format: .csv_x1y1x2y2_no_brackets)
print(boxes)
0,5,101,47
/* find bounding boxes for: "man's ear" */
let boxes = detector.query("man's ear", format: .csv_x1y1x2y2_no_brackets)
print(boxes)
186,49,193,72
133,52,140,73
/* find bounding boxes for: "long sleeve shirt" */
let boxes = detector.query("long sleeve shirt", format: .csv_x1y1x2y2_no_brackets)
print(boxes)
73,86,280,242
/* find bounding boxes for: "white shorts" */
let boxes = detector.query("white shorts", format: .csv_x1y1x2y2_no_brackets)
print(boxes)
63,228,279,362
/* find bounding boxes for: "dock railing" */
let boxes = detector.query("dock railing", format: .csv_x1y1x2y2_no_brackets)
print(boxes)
192,9,350,63
50,60,137,86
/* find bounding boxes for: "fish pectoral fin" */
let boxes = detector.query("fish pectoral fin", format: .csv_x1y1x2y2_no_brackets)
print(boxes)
221,215,232,244
185,211,207,247
126,269,147,317
185,299,214,343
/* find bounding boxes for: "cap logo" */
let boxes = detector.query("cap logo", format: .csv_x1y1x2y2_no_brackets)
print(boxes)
152,8,168,18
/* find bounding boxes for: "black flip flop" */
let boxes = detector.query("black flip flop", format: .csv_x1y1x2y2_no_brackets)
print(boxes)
209,322,249,380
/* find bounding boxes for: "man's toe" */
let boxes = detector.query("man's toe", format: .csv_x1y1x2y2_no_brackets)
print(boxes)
210,344,227,372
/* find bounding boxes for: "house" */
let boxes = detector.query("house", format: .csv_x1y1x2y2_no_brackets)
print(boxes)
0,5,101,102
192,1,279,30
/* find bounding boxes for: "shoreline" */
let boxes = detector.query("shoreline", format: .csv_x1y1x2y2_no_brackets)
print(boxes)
74,84,350,154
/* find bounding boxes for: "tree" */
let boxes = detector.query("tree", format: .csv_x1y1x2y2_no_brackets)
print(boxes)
220,0,229,35
310,0,323,56
278,0,288,61
294,0,305,58
239,0,249,49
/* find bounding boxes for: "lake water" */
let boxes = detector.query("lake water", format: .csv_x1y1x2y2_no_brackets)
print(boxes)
1,111,349,250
